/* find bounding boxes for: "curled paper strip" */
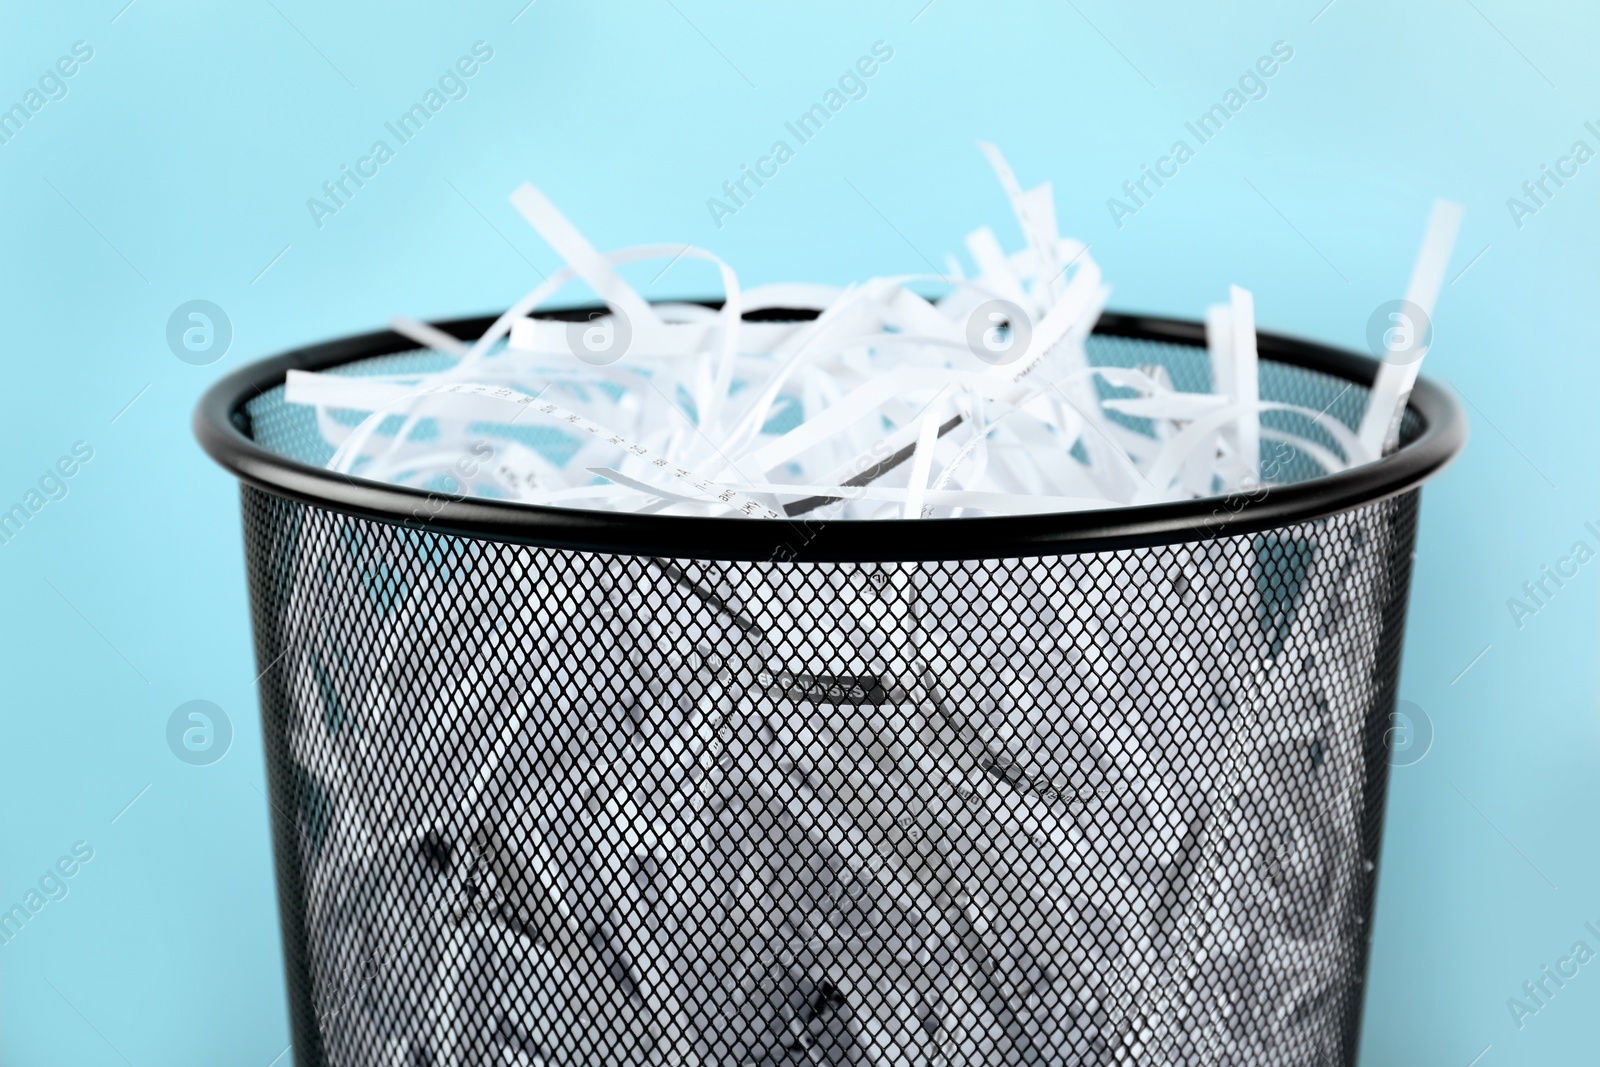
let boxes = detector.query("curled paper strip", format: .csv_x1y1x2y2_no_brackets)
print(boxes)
284,149,1457,519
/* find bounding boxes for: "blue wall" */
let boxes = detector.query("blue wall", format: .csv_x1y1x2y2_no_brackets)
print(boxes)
0,0,1594,1063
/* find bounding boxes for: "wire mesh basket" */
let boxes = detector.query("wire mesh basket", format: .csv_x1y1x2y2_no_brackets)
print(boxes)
196,309,1465,1067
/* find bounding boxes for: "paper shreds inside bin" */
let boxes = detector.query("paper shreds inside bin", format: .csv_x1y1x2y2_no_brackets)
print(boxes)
263,150,1459,1067
280,147,1460,521
280,502,1407,1065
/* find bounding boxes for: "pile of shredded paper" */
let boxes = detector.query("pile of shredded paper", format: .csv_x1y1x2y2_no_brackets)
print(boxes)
283,146,1461,520
269,146,1466,1066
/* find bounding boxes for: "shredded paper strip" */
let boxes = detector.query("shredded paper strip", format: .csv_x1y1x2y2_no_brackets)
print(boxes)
283,147,1460,521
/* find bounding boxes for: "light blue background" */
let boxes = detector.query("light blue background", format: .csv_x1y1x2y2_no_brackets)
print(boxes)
0,0,1593,1063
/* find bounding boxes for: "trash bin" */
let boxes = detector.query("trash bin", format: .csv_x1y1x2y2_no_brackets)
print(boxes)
194,307,1465,1067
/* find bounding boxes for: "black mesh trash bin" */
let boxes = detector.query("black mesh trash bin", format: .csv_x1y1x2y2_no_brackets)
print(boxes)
195,309,1464,1067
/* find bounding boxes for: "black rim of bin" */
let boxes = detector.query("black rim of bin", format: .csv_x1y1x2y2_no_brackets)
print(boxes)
193,306,1467,561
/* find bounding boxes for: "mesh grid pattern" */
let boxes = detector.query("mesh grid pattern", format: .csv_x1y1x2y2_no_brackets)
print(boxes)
233,338,1422,1066
240,489,1417,1067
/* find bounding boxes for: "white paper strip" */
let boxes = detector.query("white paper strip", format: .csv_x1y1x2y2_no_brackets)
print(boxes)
279,146,1451,524
1357,198,1464,456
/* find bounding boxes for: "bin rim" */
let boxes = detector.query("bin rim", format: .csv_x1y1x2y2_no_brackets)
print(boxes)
194,306,1466,562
